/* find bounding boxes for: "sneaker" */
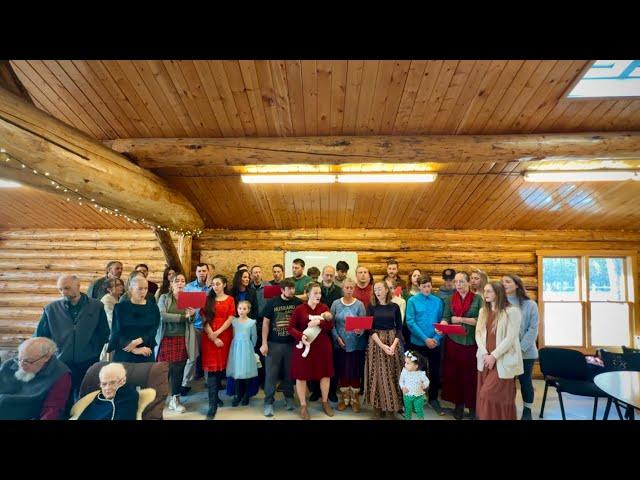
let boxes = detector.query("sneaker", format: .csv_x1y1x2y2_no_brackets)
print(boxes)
428,399,445,416
168,395,186,413
284,397,295,411
263,404,274,417
180,386,191,396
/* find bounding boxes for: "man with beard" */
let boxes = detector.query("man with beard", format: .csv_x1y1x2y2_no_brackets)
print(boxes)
87,261,123,299
0,337,71,420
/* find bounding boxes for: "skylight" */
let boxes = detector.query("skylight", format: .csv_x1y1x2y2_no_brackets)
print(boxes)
567,60,640,99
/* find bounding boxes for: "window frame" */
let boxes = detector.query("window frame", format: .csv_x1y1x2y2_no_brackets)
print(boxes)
537,250,638,354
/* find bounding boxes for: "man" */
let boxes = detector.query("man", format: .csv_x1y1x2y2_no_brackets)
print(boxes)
405,274,445,415
0,337,71,420
286,258,312,300
334,260,350,288
386,259,407,290
134,263,158,297
270,264,285,285
260,279,301,417
75,363,140,420
437,268,456,301
353,266,373,309
35,274,110,403
307,266,321,282
87,261,123,299
249,265,268,317
181,263,211,396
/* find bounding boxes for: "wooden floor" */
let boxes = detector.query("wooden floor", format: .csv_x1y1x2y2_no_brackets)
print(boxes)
163,379,627,421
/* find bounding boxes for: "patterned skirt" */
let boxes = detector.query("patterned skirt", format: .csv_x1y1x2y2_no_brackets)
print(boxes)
157,336,188,363
364,329,403,412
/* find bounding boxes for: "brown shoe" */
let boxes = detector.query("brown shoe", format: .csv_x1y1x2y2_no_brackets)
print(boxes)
387,411,398,420
322,401,335,417
350,388,361,413
300,405,310,420
337,388,349,411
372,407,382,419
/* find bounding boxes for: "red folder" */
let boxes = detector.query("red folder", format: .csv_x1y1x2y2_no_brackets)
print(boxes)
394,286,403,297
263,285,281,299
433,323,466,335
177,291,207,309
345,316,373,331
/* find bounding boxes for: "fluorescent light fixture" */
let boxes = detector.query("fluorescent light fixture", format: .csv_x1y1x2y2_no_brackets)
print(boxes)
524,170,638,183
0,179,21,188
337,173,437,183
241,174,336,184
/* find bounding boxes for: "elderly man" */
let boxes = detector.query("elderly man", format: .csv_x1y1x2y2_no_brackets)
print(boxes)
35,274,110,403
87,261,123,299
0,337,71,420
73,363,141,420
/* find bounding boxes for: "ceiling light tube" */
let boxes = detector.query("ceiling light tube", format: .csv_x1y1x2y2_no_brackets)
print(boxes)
336,173,437,183
0,179,22,188
524,170,638,183
241,174,336,184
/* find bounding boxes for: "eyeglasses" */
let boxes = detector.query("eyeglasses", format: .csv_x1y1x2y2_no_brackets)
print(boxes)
14,353,49,365
100,378,125,389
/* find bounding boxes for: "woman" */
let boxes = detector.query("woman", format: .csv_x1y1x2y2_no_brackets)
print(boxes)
470,269,488,295
201,275,235,419
156,272,197,414
155,266,177,301
475,282,523,420
99,277,125,361
289,281,334,420
364,281,403,419
229,269,261,397
440,272,483,420
502,274,539,420
119,270,157,304
402,269,422,301
330,278,367,413
384,275,406,322
108,275,160,363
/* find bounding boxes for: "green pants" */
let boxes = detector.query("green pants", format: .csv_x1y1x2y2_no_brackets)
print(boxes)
403,394,425,420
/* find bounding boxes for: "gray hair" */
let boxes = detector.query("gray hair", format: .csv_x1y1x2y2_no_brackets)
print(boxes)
19,337,58,357
99,363,127,381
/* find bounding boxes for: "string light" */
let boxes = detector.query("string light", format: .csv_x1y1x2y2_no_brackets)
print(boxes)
0,149,203,236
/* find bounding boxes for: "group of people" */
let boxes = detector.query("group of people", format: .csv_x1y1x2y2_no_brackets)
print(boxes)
0,257,539,421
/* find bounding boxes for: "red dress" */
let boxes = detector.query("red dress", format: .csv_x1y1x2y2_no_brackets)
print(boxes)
201,296,235,372
289,302,334,381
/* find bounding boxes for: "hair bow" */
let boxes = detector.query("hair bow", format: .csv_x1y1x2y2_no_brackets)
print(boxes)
404,350,417,361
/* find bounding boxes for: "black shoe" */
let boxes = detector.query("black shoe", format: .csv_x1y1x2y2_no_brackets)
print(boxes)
217,396,224,407
521,407,532,421
309,391,321,402
453,404,464,420
180,386,191,396
328,391,338,403
241,395,250,406
206,406,217,419
232,396,241,407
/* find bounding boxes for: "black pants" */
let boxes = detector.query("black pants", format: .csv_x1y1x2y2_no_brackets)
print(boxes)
409,343,441,402
169,360,187,396
67,357,100,403
518,358,535,405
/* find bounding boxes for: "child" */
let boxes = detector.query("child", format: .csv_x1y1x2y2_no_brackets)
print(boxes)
226,300,258,406
399,350,429,420
296,315,325,358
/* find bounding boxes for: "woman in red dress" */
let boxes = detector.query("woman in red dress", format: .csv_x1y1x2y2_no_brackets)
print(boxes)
289,281,334,420
201,274,235,419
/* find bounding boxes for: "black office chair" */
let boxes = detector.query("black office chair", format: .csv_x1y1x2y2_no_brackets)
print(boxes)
539,347,611,420
622,346,640,371
597,349,626,420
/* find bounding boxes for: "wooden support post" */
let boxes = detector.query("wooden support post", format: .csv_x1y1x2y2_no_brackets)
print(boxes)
178,234,193,278
153,228,183,274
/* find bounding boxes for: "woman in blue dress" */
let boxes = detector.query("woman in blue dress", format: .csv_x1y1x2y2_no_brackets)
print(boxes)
226,300,258,406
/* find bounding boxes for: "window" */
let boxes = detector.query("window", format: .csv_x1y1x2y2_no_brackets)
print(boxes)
538,252,635,351
567,60,640,99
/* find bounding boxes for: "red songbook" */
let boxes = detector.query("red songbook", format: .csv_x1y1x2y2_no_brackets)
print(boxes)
345,316,374,331
177,291,207,310
263,285,281,299
433,323,466,335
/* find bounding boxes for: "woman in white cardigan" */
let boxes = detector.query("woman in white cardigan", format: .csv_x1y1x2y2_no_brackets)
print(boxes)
475,281,523,420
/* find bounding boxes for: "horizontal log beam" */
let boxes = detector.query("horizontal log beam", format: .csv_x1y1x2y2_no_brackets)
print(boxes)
0,229,162,240
0,87,203,232
106,133,640,169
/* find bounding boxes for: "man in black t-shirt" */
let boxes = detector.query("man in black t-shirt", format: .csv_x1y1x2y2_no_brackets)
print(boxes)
260,279,301,417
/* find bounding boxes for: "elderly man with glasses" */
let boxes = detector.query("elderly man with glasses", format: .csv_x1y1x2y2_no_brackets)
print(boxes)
0,337,72,420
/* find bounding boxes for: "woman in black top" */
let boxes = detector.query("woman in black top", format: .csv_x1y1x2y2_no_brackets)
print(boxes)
109,276,160,363
364,281,403,419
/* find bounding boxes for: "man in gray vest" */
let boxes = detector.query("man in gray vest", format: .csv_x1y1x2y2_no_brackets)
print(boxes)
35,274,110,403
0,337,71,420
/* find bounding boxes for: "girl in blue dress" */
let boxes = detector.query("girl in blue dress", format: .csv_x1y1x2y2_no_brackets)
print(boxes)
226,300,258,406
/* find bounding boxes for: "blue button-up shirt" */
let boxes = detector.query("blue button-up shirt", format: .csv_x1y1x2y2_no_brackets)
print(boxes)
184,279,210,330
406,293,444,346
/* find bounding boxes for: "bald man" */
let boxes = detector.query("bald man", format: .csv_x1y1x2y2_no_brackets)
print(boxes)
0,337,71,420
35,274,110,403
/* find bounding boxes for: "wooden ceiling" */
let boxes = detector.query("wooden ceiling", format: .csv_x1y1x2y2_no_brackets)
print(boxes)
2,60,640,231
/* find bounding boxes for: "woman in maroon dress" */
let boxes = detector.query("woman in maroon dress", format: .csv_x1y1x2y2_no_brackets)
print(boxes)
201,274,235,419
289,281,334,420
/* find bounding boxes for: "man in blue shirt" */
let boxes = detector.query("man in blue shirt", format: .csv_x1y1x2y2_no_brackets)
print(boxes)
180,263,211,395
405,274,445,415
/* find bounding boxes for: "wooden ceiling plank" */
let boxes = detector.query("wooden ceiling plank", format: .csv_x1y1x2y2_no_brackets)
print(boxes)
366,60,397,134
354,60,381,135
237,60,270,137
208,61,246,136
221,60,257,136
329,60,348,135
301,60,319,136
283,60,306,136
378,60,411,135
342,60,365,135
391,60,428,135
268,60,295,137
404,60,444,134
316,60,333,136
